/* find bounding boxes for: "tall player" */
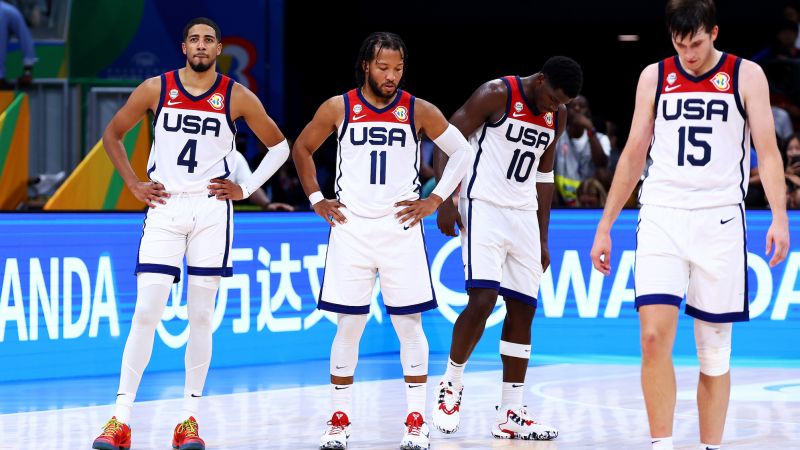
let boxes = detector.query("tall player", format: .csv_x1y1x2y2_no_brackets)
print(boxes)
292,32,473,450
432,57,583,440
590,2,789,449
92,17,289,450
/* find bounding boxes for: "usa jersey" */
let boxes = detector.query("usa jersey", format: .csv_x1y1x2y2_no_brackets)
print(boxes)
148,70,236,193
461,76,558,210
335,88,420,218
640,53,749,208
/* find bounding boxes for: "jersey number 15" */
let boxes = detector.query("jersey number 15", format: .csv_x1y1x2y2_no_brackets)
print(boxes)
677,126,711,167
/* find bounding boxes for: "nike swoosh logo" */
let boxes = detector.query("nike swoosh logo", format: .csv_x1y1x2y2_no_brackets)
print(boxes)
190,394,201,398
511,112,526,118
511,384,524,388
116,393,125,397
411,363,422,368
351,114,366,121
720,217,735,224
167,100,182,106
403,225,410,230
664,84,681,92
408,384,423,388
334,386,349,390
335,365,347,369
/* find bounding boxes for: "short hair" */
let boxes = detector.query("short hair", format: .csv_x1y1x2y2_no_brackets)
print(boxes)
182,17,222,42
541,56,583,99
665,0,716,40
354,32,407,87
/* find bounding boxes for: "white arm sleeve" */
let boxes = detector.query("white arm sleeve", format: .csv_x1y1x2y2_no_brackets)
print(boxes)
240,139,290,198
430,125,474,201
535,170,554,183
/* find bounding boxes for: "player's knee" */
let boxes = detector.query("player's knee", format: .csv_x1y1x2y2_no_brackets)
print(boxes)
464,294,498,320
188,275,221,290
333,313,368,346
391,314,429,375
695,320,732,376
640,327,673,358
504,301,536,324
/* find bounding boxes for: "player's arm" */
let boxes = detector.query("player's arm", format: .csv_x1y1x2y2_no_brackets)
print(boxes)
102,76,168,208
209,83,288,201
291,96,347,226
434,80,507,236
590,63,658,275
536,105,567,272
740,60,789,266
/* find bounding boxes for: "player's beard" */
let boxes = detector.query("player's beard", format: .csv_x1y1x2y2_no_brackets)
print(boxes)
367,75,397,99
188,59,213,73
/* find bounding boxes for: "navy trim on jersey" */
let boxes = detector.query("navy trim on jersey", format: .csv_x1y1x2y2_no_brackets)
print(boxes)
499,286,537,307
466,279,500,290
334,140,344,200
654,60,664,116
338,93,350,141
738,203,749,318
221,199,232,271
516,75,541,116
317,299,370,315
356,87,404,114
153,73,166,123
147,162,156,178
409,95,418,143
386,299,438,315
633,217,640,299
420,225,437,304
732,57,746,118
485,77,512,127
173,70,223,102
220,155,231,179
466,198,474,280
685,304,749,323
673,53,728,83
317,228,332,303
635,293,682,310
413,138,421,194
738,120,747,201
187,266,234,277
224,78,236,132
135,210,148,276
465,126,490,198
135,263,181,283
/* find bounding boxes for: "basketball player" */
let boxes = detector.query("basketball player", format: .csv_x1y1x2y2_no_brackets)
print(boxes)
590,2,789,449
432,57,583,440
292,32,473,450
92,17,289,450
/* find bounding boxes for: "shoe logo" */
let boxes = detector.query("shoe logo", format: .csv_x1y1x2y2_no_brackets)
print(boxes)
409,384,423,388
411,363,422,368
664,84,682,92
511,112,526,118
334,385,349,390
167,100,182,106
511,383,524,388
720,217,735,224
116,393,124,397
352,114,366,121
190,394,201,398
335,364,347,369
652,440,661,444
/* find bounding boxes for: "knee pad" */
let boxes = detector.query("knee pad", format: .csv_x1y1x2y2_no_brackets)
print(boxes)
499,340,531,359
390,314,429,376
330,314,368,377
694,320,732,376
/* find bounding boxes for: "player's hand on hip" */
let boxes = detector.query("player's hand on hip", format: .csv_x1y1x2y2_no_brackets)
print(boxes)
590,230,612,275
395,195,443,229
208,178,244,200
436,197,463,237
312,199,347,227
540,243,551,272
766,220,790,267
131,181,169,208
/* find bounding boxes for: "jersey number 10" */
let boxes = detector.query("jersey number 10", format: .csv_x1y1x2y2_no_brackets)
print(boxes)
506,148,536,182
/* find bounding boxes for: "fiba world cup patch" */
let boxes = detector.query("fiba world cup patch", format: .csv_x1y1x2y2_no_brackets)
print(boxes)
208,93,225,110
710,72,730,91
393,105,408,122
544,112,553,127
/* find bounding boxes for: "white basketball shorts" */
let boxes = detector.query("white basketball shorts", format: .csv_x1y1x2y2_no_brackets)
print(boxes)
135,192,234,283
318,207,437,315
635,203,748,322
459,198,543,306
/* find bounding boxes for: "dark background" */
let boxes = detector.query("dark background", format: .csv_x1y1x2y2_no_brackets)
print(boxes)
283,0,783,142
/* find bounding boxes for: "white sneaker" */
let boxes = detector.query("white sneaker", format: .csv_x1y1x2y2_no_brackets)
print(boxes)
491,406,558,440
400,412,430,450
431,380,463,434
320,411,351,449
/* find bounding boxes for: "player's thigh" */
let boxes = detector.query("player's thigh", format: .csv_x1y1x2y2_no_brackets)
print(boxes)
136,201,189,279
185,196,233,276
501,210,541,306
634,205,690,308
459,199,507,287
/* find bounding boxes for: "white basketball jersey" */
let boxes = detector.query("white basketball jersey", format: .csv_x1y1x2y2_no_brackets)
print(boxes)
335,88,420,218
148,70,236,193
460,76,558,210
640,53,750,208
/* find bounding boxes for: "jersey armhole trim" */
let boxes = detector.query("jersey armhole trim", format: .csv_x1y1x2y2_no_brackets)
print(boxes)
654,60,664,117
487,77,512,128
224,79,236,132
153,73,166,125
732,57,746,119
409,95,418,143
338,93,350,141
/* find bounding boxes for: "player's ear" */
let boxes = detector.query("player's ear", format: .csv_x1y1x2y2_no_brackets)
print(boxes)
710,25,718,42
181,42,187,55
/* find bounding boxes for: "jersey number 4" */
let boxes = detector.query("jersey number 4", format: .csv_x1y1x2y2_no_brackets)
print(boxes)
506,148,536,182
677,126,711,167
177,139,199,173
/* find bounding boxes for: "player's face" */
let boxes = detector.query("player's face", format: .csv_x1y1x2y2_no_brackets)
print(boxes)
182,24,221,73
671,26,718,72
534,76,572,113
364,48,404,99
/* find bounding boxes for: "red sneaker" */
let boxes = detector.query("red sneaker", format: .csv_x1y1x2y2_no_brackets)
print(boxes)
92,416,131,450
172,416,206,450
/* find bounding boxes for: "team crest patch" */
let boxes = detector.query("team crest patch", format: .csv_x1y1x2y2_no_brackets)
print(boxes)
544,112,553,126
710,72,730,91
208,93,224,110
514,101,524,113
169,88,179,99
393,105,408,122
353,104,363,114
666,72,677,85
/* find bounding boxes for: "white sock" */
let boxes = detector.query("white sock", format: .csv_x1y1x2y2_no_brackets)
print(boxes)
651,436,673,450
115,273,172,423
331,383,353,417
181,277,219,422
700,444,720,450
501,382,524,410
442,358,466,386
406,381,427,416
